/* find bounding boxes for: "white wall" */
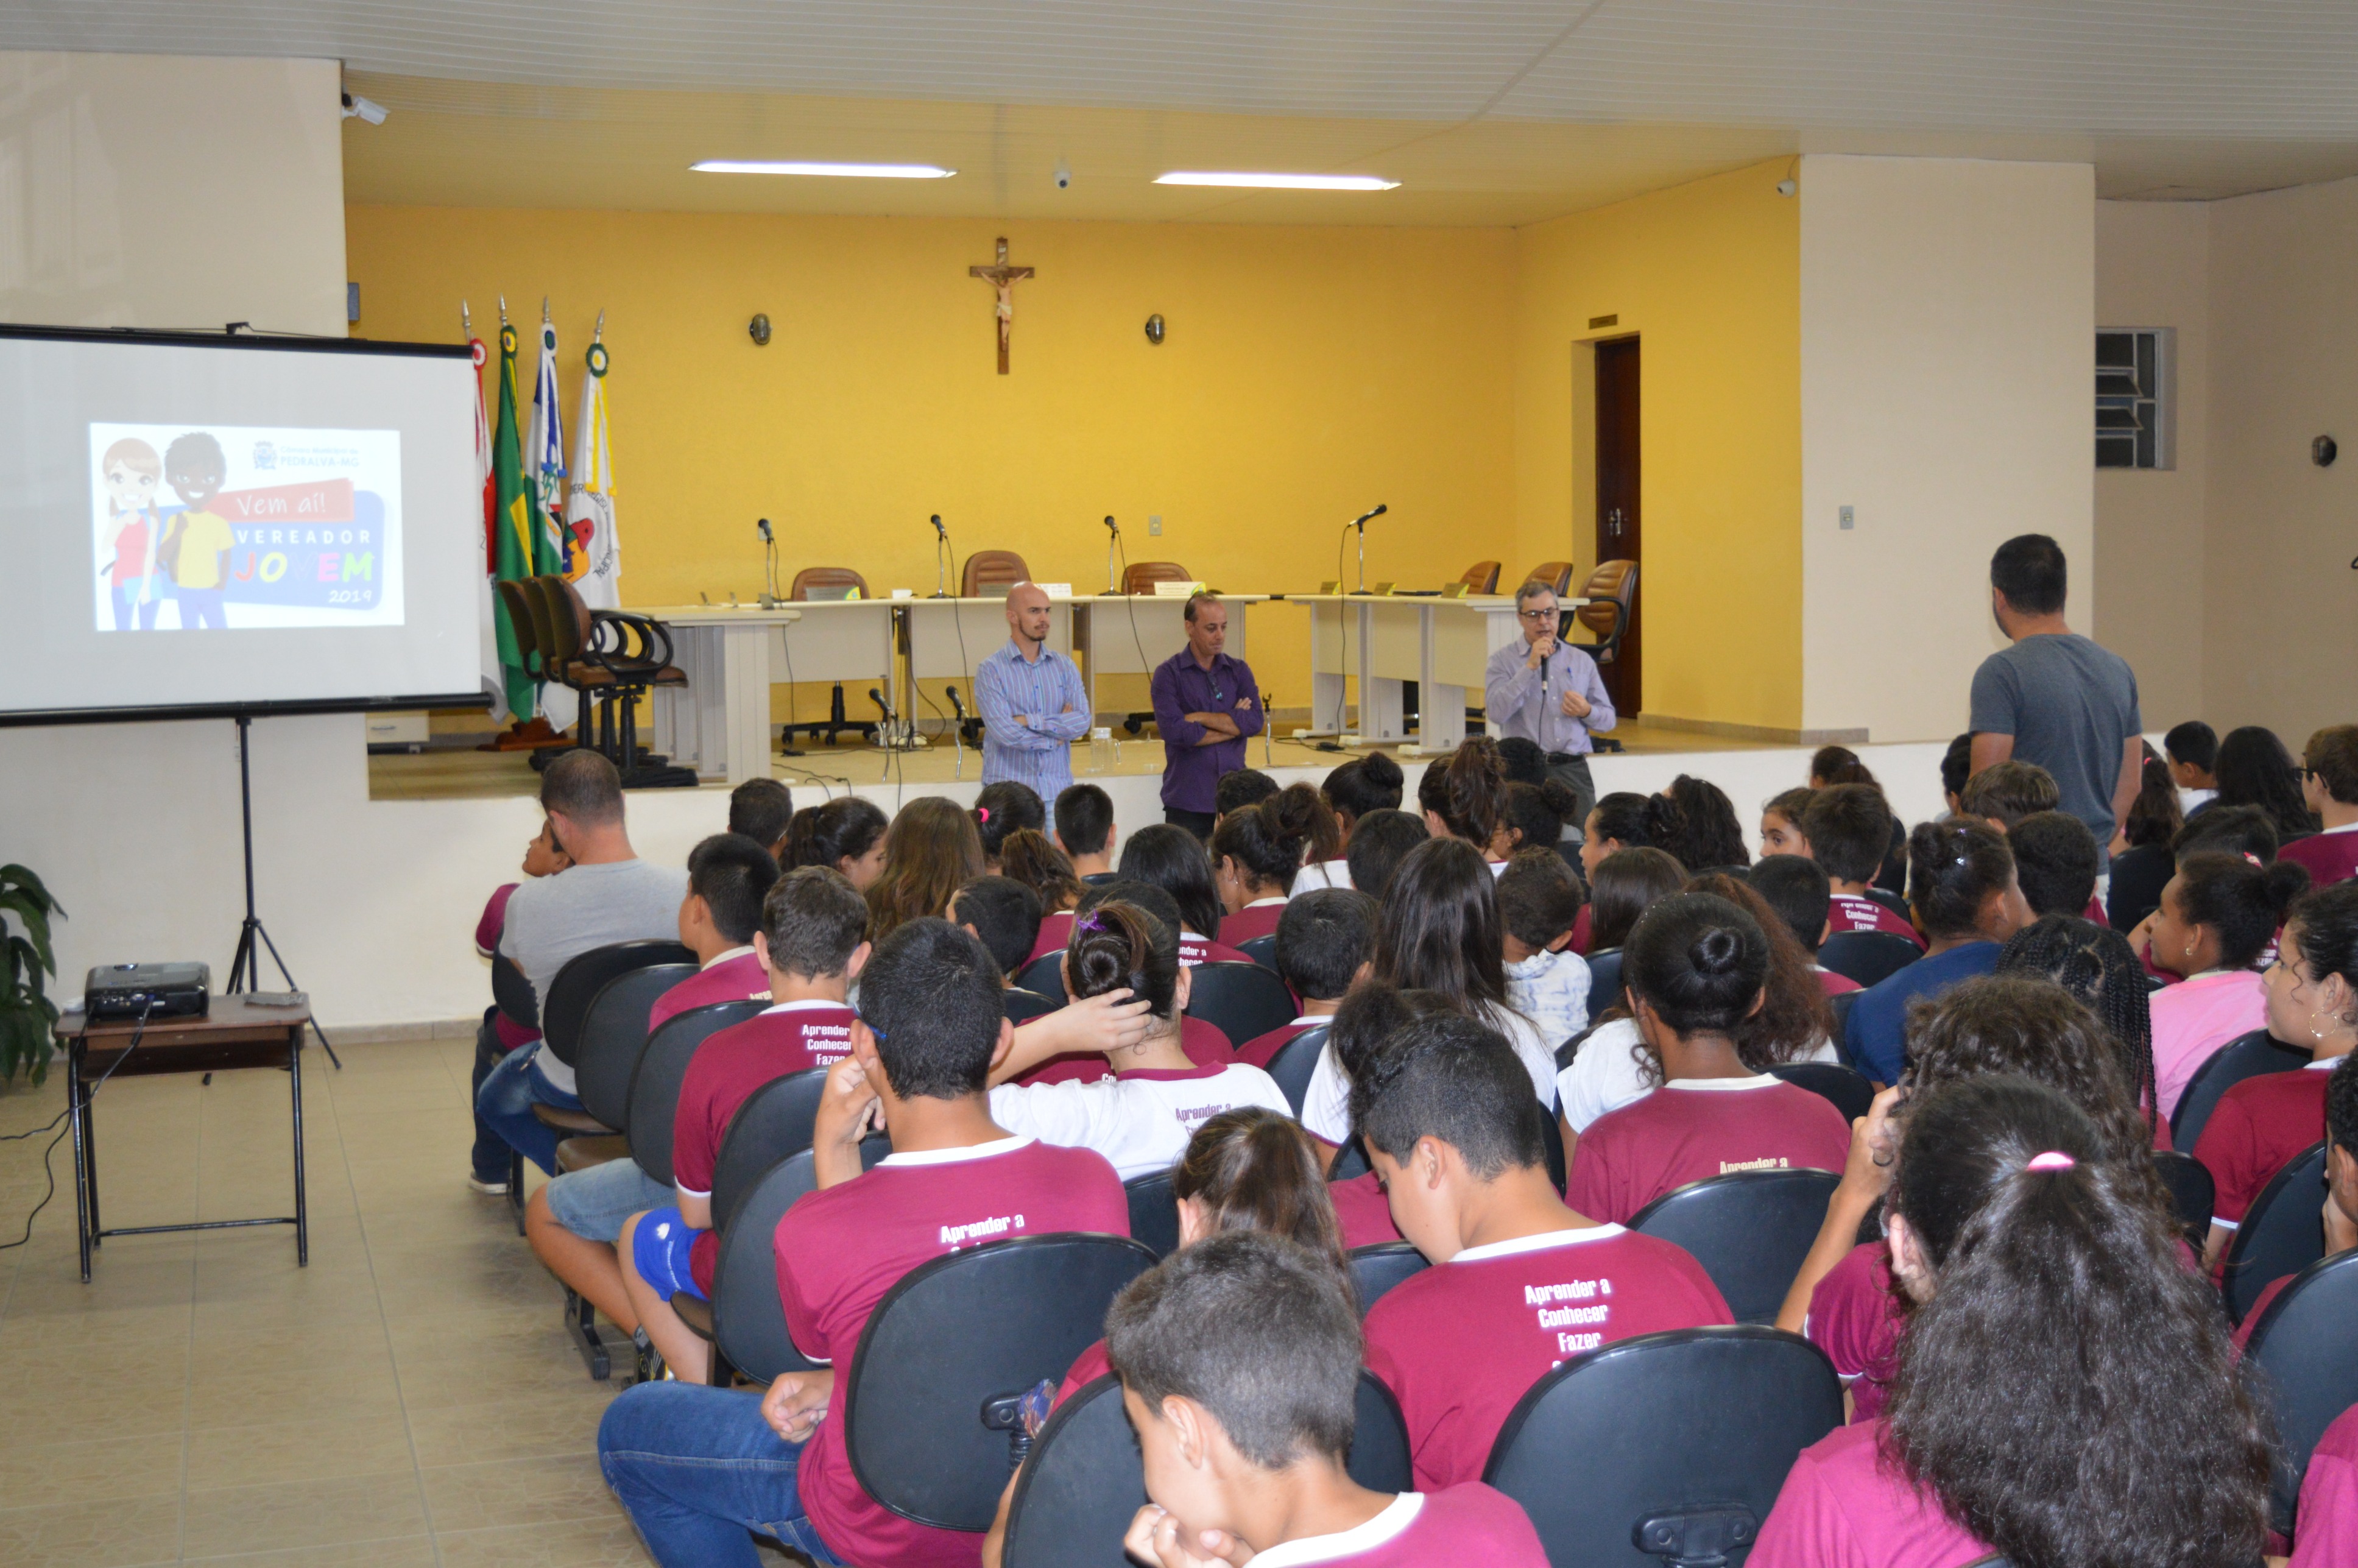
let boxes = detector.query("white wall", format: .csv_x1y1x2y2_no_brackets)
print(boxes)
1798,155,2095,741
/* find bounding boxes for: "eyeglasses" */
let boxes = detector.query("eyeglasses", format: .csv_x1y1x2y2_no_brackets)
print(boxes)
1517,606,1557,621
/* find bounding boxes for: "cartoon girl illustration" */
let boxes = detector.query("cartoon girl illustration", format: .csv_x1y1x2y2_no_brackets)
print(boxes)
99,437,166,630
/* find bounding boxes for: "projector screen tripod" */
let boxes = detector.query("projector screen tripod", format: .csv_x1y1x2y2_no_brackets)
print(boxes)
224,714,341,1069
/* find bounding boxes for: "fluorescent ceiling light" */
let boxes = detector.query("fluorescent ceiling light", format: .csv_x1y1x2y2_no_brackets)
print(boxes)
1154,171,1399,191
692,160,956,178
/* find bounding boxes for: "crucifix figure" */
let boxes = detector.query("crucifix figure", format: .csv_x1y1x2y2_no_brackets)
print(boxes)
969,236,1034,375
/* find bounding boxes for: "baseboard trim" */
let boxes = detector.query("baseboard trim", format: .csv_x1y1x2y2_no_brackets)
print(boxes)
1636,713,1870,747
322,1018,480,1047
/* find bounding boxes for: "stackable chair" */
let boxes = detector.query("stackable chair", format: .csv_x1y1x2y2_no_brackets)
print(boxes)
1586,950,1626,1014
621,1000,774,1195
1124,1171,1182,1259
1347,1241,1429,1315
2240,1251,2358,1534
1816,931,1922,989
1629,1170,1845,1323
707,1137,893,1386
1185,962,1297,1050
563,962,702,1173
2173,1030,2312,1151
1262,1023,1332,1117
783,567,881,746
1768,1062,1877,1125
2152,1150,2218,1251
2222,1142,2329,1323
531,573,697,787
669,1068,827,1380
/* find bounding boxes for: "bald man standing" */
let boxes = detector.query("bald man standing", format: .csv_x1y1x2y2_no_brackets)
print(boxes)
973,581,1092,799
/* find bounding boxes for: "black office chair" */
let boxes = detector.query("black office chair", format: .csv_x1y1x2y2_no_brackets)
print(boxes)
1017,953,1068,1001
1347,1371,1414,1491
1263,1023,1331,1117
1586,950,1625,1013
1186,962,1297,1050
1329,1134,1372,1182
1816,931,1921,989
566,963,699,1165
1126,1171,1181,1259
2242,1251,2358,1534
1484,1326,1844,1568
1237,934,1279,971
1767,1062,1876,1125
843,1235,1159,1532
1629,1170,1844,1323
1539,1105,1568,1192
1829,990,1859,1049
2223,1142,2329,1323
1349,1242,1428,1315
623,1000,771,1190
1005,987,1061,1025
705,1069,828,1238
708,1137,892,1385
2153,1149,2217,1252
2173,1030,2311,1151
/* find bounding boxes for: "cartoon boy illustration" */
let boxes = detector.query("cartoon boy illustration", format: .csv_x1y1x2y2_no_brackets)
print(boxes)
98,437,166,630
161,432,234,630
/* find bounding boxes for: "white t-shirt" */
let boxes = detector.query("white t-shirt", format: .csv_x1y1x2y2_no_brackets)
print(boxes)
1301,1000,1559,1145
1290,859,1354,897
987,1061,1292,1179
1553,1017,1839,1133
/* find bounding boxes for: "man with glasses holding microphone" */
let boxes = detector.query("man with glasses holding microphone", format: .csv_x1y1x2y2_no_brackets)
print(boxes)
1484,579,1616,835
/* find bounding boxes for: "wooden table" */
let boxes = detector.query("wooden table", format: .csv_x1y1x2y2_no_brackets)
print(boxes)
55,998,311,1282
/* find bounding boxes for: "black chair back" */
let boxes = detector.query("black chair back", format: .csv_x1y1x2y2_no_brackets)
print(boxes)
2173,1030,2310,1151
1348,1241,1428,1315
1768,1062,1876,1125
623,999,770,1188
1828,989,1859,1045
1540,1103,1568,1192
1005,987,1060,1024
574,964,698,1130
1263,1023,1331,1117
1125,1171,1181,1259
1586,950,1625,1012
1237,933,1278,970
1816,931,1920,989
1328,1134,1372,1181
1629,1170,1844,1323
1186,962,1297,1048
1348,1370,1414,1492
2153,1149,2217,1252
2243,1251,2358,1534
845,1234,1159,1532
709,1136,891,1383
707,1068,828,1237
1484,1325,1843,1568
492,953,538,1029
2223,1141,2329,1323
1017,953,1068,1002
540,940,697,1066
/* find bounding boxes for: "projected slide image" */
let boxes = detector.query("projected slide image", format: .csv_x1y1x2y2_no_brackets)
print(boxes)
90,423,404,632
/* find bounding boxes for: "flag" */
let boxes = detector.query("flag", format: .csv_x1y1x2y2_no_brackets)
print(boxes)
529,308,569,576
468,318,506,720
565,320,621,610
490,317,539,722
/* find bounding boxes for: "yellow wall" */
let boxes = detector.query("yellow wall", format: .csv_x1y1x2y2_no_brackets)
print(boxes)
1511,162,1803,732
345,206,1519,717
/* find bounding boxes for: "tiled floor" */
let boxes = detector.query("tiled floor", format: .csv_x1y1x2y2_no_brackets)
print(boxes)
0,1037,650,1567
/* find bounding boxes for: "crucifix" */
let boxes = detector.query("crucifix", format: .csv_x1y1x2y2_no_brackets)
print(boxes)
969,236,1034,375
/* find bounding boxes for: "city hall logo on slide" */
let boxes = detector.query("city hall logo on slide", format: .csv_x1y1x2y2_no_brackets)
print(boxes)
252,441,276,470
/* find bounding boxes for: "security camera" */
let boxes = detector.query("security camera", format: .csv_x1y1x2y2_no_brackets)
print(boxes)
1054,161,1072,191
341,93,389,126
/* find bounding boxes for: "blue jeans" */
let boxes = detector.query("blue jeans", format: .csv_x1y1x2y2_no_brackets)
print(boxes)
178,586,227,629
599,1382,842,1568
475,1046,581,1176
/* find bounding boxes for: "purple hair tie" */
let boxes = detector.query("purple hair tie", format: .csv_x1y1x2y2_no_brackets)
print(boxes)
1076,911,1107,934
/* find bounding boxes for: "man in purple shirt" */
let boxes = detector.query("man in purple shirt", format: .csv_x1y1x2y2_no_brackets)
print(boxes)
1483,579,1615,831
1149,594,1263,838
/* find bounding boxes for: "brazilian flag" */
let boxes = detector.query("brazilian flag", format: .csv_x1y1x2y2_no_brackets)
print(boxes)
491,321,542,722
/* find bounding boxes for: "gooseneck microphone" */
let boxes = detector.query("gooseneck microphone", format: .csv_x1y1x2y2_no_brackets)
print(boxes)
1350,503,1387,531
930,514,946,539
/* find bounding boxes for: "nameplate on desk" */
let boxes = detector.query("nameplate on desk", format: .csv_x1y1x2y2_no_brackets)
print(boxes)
1039,583,1074,599
1319,581,1341,595
1151,580,1205,598
803,585,860,601
891,588,915,599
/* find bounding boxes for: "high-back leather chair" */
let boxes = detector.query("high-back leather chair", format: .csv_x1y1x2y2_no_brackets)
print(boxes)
534,574,693,782
2174,1030,2311,1150
1629,1170,1844,1323
495,579,544,681
1458,560,1502,595
1571,559,1639,668
1525,561,1577,598
1121,561,1192,593
2241,1249,2358,1533
962,550,1033,598
2223,1141,2329,1323
786,568,880,745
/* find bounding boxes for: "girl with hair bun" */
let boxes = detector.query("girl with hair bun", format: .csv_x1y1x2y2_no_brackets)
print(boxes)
1417,737,1513,858
1844,819,2031,1085
783,796,890,890
1751,1076,2271,1568
2139,851,2311,1119
1296,754,1402,896
1210,782,1339,944
1562,892,1850,1221
972,780,1047,872
984,900,1291,1180
1500,777,1584,857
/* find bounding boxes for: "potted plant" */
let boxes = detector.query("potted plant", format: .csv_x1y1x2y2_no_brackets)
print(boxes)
1,864,65,1086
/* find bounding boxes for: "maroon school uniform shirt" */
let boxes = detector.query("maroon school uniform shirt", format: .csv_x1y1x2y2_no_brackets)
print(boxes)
1363,1224,1731,1489
1565,1078,1852,1226
2292,1402,2358,1568
476,885,540,1050
1826,893,1925,947
1216,900,1288,948
1747,1421,1989,1568
2283,826,2358,891
1332,1173,1405,1248
1816,967,1862,997
1808,1242,1901,1425
1013,1012,1235,1087
777,1136,1129,1568
1227,1486,1550,1568
1237,1017,1324,1069
1181,931,1253,967
649,947,771,1033
2192,1058,2339,1227
1027,911,1078,965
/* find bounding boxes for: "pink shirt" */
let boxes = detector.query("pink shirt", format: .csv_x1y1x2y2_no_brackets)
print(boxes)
1827,894,1924,948
1216,900,1288,948
2192,1059,2336,1225
2292,1402,2358,1568
478,885,540,1050
649,948,771,1033
1748,1421,1989,1568
1566,1078,1852,1225
1055,1338,1114,1408
1807,1243,1902,1425
2150,969,2269,1118
1237,1486,1549,1568
1332,1173,1404,1249
1816,967,1863,998
777,1137,1129,1567
1571,906,1594,955
2283,825,2358,891
1364,1225,1731,1488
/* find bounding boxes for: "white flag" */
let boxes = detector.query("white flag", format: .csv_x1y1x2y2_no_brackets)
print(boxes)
566,326,621,611
469,323,507,721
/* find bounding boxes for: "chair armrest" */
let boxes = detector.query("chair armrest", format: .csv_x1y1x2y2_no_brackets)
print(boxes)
585,610,676,672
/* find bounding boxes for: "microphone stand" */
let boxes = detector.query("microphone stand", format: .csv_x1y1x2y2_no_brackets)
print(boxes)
1343,504,1387,594
756,518,781,607
1102,515,1121,595
930,515,951,599
947,686,969,779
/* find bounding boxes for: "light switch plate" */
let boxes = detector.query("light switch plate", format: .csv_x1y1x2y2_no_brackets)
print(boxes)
1838,505,1855,531
1149,515,1163,535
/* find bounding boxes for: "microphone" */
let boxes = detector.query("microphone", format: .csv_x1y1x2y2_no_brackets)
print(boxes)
1103,515,1118,536
930,514,946,540
1350,503,1388,531
946,685,967,719
755,517,772,543
869,687,895,721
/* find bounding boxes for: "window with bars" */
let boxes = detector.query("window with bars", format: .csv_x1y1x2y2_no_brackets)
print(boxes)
2096,328,2174,470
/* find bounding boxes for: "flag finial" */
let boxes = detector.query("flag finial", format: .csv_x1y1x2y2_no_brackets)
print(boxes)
541,297,551,323
594,308,605,341
461,299,472,336
498,295,509,324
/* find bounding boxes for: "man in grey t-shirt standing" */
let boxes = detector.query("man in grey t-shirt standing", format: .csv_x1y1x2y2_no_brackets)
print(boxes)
1968,534,2142,861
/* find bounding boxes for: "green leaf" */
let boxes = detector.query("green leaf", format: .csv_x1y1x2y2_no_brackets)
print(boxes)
0,890,55,976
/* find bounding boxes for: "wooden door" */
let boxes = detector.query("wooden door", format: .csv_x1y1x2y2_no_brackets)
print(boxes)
1593,336,1642,716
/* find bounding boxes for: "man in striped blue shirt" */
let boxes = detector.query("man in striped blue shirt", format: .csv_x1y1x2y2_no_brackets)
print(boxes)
975,582,1092,799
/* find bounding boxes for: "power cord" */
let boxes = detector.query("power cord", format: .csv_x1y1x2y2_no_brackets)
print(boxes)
0,997,154,1252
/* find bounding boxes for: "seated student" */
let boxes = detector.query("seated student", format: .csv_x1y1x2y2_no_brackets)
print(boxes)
1111,1232,1550,1568
1957,758,2061,830
1994,915,2161,1142
1321,986,1452,1241
2196,880,2358,1268
1017,880,1239,1085
986,902,1290,1175
596,917,1131,1568
1357,1015,1732,1488
2167,718,2221,818
1747,854,1860,997
1570,791,1657,952
973,779,1047,874
1798,785,1921,945
1301,754,1403,895
1760,786,1815,858
866,795,988,945
2106,748,2184,931
1341,808,1427,903
1938,732,1974,818
1844,821,2030,1086
1496,849,1592,1046
1051,782,1120,883
469,820,571,1194
1499,777,1583,861
617,868,870,1383
1235,889,1377,1068
2234,1052,2357,1344
951,874,1043,981
1214,767,1281,831
2217,724,2321,844
1647,775,1751,875
1417,738,1513,864
2294,1405,2358,1568
784,795,891,891
2141,852,2310,1117
1212,783,1338,946
479,751,690,1180
1809,748,1909,896
2287,724,2358,887
1749,1076,2270,1568
2007,809,2102,922
727,777,795,863
1566,894,1849,1223
1117,824,1254,965
651,835,782,1032
997,827,1084,933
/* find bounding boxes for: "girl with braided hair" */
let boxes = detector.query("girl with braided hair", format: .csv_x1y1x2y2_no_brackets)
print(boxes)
1994,914,2159,1142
